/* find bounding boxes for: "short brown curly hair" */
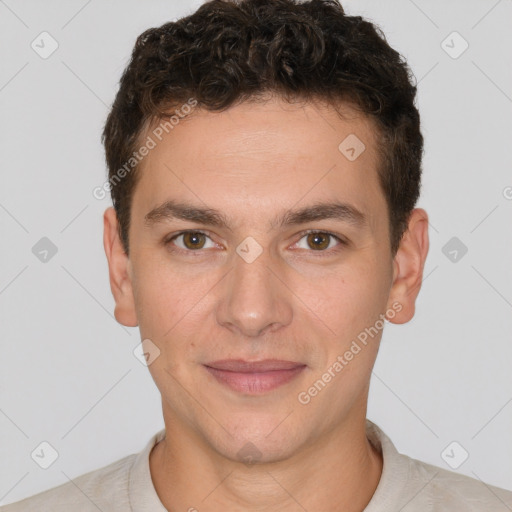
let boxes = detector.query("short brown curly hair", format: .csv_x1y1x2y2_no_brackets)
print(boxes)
102,0,423,257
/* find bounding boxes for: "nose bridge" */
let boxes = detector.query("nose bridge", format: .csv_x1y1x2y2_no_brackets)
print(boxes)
216,243,293,337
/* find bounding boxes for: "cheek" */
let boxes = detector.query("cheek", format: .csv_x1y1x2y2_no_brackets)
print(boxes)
303,265,386,402
299,258,388,335
131,258,222,374
130,249,207,334
133,269,203,389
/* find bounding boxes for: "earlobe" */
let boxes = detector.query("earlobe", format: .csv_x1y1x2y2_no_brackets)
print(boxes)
103,207,139,327
386,208,429,325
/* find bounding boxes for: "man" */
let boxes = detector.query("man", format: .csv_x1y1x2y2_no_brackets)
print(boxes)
2,0,511,510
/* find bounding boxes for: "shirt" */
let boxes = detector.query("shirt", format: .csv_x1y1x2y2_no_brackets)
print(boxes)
1,419,511,511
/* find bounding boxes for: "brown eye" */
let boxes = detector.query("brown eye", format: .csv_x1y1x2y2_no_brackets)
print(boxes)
166,231,215,252
294,231,345,254
182,232,207,250
306,232,331,250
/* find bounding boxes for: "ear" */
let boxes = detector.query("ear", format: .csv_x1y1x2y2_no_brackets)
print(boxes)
103,207,138,327
386,208,429,324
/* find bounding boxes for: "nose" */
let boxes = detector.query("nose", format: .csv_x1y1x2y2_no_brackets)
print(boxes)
215,247,293,338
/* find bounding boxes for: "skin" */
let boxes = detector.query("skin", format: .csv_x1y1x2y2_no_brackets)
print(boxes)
103,95,429,511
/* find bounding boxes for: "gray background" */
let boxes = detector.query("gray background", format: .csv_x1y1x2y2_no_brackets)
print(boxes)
1,0,511,505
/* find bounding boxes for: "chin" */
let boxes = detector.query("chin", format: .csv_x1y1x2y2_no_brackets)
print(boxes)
206,417,304,465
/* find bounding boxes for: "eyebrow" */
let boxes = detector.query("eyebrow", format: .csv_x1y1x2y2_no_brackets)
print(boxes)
144,199,368,231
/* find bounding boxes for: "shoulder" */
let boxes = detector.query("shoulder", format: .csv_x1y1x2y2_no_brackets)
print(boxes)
402,454,512,511
0,453,136,512
365,420,512,511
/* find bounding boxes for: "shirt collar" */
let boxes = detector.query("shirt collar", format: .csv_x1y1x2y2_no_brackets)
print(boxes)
363,419,410,511
128,428,167,511
128,419,409,511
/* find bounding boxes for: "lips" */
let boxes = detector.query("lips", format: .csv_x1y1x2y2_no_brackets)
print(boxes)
204,359,304,372
203,359,306,394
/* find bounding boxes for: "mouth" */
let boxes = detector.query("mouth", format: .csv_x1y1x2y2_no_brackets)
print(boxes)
203,359,306,394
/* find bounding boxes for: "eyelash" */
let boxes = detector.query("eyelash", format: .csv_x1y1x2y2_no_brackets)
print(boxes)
163,229,347,257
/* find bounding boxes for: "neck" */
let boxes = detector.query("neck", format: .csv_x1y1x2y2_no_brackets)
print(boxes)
149,413,383,512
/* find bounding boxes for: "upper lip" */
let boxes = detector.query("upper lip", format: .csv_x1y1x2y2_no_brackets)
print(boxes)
204,359,305,372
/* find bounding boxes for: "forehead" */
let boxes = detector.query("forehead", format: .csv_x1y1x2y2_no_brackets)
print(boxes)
132,97,386,234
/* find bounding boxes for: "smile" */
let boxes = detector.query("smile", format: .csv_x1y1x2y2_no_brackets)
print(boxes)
203,359,307,394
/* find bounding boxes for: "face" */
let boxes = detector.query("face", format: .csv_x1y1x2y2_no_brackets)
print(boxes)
104,96,428,463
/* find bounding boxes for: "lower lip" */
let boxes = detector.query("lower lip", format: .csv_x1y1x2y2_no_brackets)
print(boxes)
204,365,306,394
